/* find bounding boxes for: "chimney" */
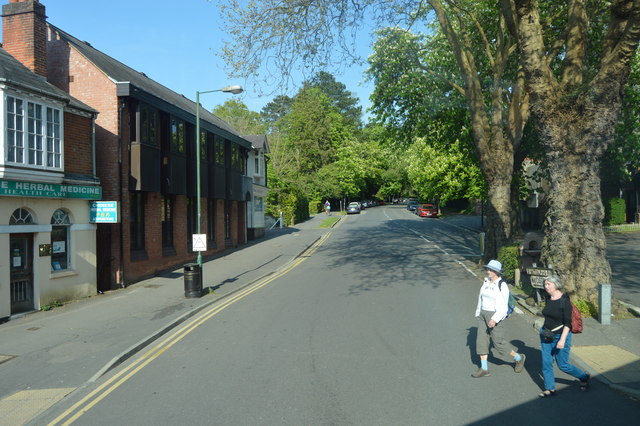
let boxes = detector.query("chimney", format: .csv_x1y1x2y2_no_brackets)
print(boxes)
2,0,47,77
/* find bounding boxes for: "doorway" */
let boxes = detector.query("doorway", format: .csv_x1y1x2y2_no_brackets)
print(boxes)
10,233,34,314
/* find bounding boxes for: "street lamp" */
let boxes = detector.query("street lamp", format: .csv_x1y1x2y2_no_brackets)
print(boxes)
195,85,244,268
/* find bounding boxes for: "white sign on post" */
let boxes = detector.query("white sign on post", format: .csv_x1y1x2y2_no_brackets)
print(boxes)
192,234,207,252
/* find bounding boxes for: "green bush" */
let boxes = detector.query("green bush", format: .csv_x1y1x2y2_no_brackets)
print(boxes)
572,298,597,318
604,197,626,226
497,244,520,283
271,189,309,226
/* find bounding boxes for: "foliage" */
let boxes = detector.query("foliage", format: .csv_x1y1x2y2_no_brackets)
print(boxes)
604,54,640,185
497,244,520,283
303,71,363,130
212,99,266,135
277,189,309,226
405,137,484,206
604,198,626,226
261,95,294,133
40,300,63,311
572,298,597,319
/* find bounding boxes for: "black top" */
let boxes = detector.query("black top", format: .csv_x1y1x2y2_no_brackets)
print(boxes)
542,294,571,333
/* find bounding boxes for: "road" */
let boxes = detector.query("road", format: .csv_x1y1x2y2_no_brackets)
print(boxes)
35,206,639,425
607,232,640,308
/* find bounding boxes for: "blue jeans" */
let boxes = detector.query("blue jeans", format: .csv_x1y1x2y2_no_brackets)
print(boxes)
540,328,588,391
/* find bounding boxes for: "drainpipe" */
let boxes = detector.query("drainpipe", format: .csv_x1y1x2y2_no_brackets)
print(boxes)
92,118,97,178
118,100,126,288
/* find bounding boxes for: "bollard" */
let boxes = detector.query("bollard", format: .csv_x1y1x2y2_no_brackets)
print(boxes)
184,263,202,298
599,283,611,325
479,232,485,256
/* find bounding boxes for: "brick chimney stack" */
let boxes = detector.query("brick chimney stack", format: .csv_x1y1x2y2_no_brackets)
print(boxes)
2,0,47,77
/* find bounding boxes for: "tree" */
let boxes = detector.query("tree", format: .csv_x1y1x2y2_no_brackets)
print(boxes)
279,87,351,175
261,95,294,133
499,0,640,298
218,1,529,258
367,4,529,258
212,99,266,135
304,71,363,130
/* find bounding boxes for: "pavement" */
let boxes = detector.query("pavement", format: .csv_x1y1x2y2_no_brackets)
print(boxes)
0,210,639,424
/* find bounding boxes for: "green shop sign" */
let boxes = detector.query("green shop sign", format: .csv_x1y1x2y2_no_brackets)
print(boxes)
0,179,102,200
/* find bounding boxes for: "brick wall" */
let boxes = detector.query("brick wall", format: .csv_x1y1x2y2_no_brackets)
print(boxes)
63,112,93,176
2,0,47,76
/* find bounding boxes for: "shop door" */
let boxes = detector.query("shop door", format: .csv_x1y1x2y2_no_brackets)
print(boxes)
96,224,112,292
10,233,34,314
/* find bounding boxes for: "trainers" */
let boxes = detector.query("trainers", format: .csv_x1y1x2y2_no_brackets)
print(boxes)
514,354,526,373
471,368,491,378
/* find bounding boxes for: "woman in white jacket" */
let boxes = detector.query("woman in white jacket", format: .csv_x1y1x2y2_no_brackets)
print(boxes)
472,260,526,378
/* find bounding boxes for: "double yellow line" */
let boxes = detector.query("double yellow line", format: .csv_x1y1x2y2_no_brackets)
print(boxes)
48,231,332,425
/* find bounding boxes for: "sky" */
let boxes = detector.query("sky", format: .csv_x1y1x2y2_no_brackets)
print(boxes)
0,0,376,119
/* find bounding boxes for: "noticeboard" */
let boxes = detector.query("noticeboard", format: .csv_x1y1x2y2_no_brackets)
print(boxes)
526,267,553,289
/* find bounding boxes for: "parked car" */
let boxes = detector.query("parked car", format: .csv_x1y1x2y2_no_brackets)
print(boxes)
347,202,361,214
407,200,419,211
417,204,438,218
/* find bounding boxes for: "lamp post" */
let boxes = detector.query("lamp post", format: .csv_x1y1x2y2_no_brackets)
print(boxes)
195,85,243,268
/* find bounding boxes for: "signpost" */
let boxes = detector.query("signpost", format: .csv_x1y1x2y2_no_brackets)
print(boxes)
192,234,207,252
525,267,553,289
526,267,553,304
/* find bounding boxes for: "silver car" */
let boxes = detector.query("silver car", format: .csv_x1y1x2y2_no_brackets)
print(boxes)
347,202,361,214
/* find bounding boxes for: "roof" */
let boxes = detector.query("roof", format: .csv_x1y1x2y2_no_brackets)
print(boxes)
0,47,96,114
49,25,251,149
242,135,270,153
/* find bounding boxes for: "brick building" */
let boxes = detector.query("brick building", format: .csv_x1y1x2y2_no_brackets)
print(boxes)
1,0,100,320
2,0,254,293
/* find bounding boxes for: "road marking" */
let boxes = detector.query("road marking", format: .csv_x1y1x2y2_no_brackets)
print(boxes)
47,232,332,426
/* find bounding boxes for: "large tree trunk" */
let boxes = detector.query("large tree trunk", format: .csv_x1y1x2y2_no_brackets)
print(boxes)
543,149,611,299
484,177,514,260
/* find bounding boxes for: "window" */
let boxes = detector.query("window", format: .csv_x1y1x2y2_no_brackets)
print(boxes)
255,197,264,212
231,144,241,170
170,117,185,153
161,195,173,248
51,209,71,270
200,130,207,160
139,103,158,145
214,136,224,165
10,208,34,224
254,157,260,175
130,192,145,251
6,96,62,169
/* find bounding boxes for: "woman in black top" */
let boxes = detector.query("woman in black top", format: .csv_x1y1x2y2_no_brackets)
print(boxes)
539,275,590,397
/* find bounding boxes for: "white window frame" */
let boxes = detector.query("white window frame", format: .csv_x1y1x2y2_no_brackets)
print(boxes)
51,209,71,271
5,94,63,170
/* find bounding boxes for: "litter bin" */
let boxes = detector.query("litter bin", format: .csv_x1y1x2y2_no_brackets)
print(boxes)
183,263,202,298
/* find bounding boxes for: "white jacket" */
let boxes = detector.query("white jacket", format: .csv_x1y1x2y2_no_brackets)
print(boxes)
475,278,509,323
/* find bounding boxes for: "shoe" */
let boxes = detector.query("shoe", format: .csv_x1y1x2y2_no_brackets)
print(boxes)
580,374,590,391
514,354,526,373
538,389,556,398
471,368,491,378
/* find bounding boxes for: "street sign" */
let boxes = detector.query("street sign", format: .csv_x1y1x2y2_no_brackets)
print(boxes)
192,234,207,252
526,267,553,289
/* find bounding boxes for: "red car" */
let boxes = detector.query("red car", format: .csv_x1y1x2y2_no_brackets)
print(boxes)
417,204,438,218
